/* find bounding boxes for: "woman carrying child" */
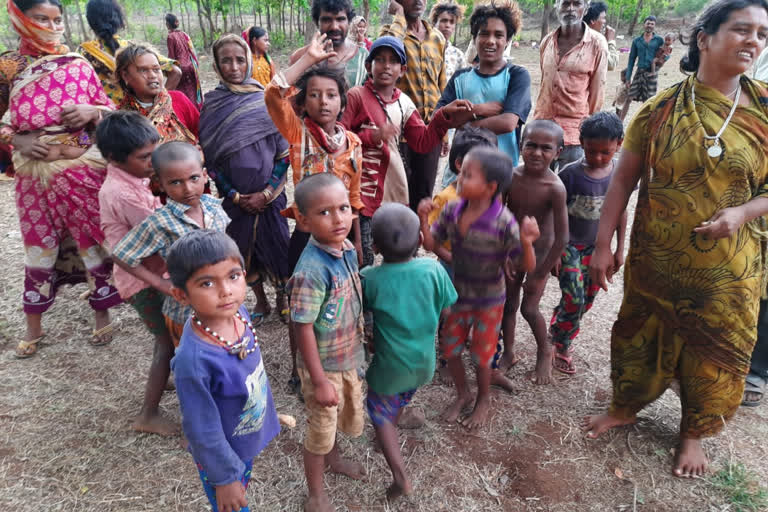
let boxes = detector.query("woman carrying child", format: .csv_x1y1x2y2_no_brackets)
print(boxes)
1,0,121,357
200,34,292,325
587,0,768,477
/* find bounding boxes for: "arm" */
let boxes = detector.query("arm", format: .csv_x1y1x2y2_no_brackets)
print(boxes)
418,199,439,252
165,64,182,90
606,39,618,71
588,40,607,114
693,196,768,239
294,323,338,406
613,209,628,272
533,183,569,278
475,65,530,135
113,256,173,296
472,113,520,135
517,216,540,273
625,40,638,83
379,4,407,39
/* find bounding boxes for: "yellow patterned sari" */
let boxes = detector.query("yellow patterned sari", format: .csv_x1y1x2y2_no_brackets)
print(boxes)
610,75,768,437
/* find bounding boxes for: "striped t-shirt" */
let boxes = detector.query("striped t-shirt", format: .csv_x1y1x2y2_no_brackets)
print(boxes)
431,198,521,310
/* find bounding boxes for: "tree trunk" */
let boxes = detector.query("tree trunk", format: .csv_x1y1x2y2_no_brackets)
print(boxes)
61,3,74,48
363,0,369,20
266,3,271,32
540,0,553,41
195,0,209,48
168,0,173,12
290,0,294,41
73,0,88,43
627,0,644,37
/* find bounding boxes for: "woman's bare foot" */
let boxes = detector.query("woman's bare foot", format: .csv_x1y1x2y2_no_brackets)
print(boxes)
441,393,473,423
673,438,708,478
328,457,366,480
528,345,553,385
437,364,454,386
386,479,413,501
304,494,334,512
582,414,636,438
497,352,522,372
130,413,179,436
490,370,516,392
461,396,490,430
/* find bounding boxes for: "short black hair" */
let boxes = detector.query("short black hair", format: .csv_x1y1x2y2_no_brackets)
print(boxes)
311,0,354,24
583,1,607,24
579,111,624,142
294,173,346,215
464,146,514,197
294,66,348,118
448,126,498,174
469,2,523,40
151,141,202,178
644,15,657,22
372,203,420,262
95,111,160,162
167,230,243,290
522,119,564,148
165,13,179,29
85,0,124,53
429,2,466,25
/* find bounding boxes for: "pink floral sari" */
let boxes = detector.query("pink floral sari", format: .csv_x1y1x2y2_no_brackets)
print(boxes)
9,53,121,313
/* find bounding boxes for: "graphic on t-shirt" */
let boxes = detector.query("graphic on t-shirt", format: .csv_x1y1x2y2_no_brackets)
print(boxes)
233,356,268,436
568,194,605,221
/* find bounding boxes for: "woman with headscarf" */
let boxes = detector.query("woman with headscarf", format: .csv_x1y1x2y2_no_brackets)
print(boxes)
0,0,120,357
165,12,202,110
586,0,768,478
78,0,181,104
243,26,276,86
348,15,372,51
199,34,291,324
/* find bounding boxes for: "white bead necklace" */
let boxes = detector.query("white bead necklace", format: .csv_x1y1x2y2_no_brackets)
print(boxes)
691,78,741,158
193,311,258,360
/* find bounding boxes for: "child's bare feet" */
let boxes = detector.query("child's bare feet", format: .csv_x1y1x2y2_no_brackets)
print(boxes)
437,365,454,386
497,352,522,372
582,414,636,438
386,479,414,501
673,438,708,478
328,457,366,480
397,407,426,429
529,345,554,385
490,370,516,392
441,393,473,423
305,494,334,512
130,413,178,436
461,395,490,430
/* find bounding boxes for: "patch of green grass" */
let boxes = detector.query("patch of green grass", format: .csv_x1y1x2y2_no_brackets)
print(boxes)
710,463,768,512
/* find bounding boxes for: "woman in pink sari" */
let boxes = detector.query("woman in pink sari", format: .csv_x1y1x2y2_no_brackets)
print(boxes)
0,0,120,358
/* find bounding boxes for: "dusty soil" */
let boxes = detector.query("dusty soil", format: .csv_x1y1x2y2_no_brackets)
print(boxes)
1,38,768,512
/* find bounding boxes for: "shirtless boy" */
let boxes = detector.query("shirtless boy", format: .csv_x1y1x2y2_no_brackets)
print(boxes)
501,120,569,385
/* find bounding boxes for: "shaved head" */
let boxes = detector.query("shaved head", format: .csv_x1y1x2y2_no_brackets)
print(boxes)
522,119,565,148
372,203,420,262
151,141,202,177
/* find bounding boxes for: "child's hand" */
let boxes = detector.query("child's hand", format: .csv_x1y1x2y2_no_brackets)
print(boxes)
504,258,518,282
371,122,399,146
520,216,540,245
612,250,625,274
551,258,562,278
305,32,338,64
215,480,247,512
472,101,503,118
388,0,405,17
443,99,474,125
605,25,615,40
417,198,435,220
314,378,339,407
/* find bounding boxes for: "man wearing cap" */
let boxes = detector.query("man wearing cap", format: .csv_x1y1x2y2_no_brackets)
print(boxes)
617,15,664,121
341,36,470,267
533,0,607,170
289,0,369,87
380,0,447,211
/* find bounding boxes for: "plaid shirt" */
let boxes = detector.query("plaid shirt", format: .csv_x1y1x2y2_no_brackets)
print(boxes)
287,238,364,372
112,194,231,324
380,16,446,122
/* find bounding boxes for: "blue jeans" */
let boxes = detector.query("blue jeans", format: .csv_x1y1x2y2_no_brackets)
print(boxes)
196,459,253,512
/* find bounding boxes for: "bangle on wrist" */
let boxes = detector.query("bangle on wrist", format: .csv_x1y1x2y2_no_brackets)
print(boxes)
472,113,479,121
263,188,273,200
233,192,241,205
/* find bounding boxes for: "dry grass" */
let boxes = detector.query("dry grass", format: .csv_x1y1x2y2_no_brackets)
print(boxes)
1,38,768,512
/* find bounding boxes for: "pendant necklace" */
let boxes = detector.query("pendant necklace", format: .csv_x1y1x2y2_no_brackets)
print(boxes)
691,79,741,158
193,311,258,360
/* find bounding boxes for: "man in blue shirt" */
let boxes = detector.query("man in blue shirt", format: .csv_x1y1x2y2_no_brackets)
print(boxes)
618,15,664,121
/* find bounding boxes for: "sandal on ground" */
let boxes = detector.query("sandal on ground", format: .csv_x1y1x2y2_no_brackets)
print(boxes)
741,373,766,407
90,323,115,346
278,308,290,324
553,351,576,375
15,335,44,359
250,311,267,327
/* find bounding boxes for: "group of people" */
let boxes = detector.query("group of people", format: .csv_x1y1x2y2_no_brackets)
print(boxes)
3,0,768,510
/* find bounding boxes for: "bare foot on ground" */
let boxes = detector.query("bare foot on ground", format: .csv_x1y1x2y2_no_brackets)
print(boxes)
386,480,414,501
461,397,490,430
304,494,334,512
528,345,554,385
328,458,366,480
673,438,708,478
490,370,516,392
497,352,522,372
130,414,178,436
441,393,473,423
582,414,636,438
397,407,425,429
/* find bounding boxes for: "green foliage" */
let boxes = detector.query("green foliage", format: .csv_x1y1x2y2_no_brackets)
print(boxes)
710,463,768,512
673,0,710,16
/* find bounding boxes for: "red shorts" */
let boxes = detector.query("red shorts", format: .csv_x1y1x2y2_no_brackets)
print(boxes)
440,304,504,368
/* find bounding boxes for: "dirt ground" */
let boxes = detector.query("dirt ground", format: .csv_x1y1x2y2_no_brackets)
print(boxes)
2,38,768,512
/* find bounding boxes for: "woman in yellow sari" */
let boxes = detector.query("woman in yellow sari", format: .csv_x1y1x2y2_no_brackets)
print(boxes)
586,0,768,478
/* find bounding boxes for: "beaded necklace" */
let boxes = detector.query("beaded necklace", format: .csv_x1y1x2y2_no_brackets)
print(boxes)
193,311,258,360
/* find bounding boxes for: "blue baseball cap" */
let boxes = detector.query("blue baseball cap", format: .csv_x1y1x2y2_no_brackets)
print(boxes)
366,36,407,65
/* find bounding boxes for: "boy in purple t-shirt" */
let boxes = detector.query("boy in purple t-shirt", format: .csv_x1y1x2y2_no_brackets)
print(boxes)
419,147,539,430
168,230,280,512
550,112,628,375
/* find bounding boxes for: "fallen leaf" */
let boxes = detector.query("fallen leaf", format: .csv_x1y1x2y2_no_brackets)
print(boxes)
614,468,624,479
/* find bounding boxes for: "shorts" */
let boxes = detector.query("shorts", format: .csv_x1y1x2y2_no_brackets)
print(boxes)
126,288,169,337
196,458,252,512
297,367,364,455
366,388,416,426
164,316,185,348
441,304,504,368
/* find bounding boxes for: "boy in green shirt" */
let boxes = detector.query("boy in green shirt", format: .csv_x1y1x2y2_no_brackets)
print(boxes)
361,203,457,501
